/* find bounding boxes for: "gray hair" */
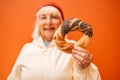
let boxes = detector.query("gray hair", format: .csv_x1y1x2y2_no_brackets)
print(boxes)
32,6,63,40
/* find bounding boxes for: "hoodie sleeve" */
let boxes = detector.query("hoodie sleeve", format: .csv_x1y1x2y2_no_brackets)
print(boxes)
73,63,101,80
7,43,30,80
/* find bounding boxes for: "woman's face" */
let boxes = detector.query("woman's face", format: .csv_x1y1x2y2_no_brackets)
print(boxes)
38,6,62,41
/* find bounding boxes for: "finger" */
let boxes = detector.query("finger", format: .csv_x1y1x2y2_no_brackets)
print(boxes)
74,58,85,69
72,49,89,60
73,46,89,53
72,53,86,65
89,53,93,61
72,53,91,69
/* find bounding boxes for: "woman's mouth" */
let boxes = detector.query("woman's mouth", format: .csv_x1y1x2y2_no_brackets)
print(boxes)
44,27,55,30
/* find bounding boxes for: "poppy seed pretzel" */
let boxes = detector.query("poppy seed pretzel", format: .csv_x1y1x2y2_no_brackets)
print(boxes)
54,18,93,53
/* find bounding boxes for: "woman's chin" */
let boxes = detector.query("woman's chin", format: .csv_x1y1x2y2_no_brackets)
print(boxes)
44,35,53,41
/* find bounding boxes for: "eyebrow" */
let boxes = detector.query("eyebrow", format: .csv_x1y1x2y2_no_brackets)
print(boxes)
40,14,46,16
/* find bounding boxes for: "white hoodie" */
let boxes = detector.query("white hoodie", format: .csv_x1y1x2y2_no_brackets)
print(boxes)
7,37,101,80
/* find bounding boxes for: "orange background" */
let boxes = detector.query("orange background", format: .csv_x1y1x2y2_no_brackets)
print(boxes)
1,0,120,80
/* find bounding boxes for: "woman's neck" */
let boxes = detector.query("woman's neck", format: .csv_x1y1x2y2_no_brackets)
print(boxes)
43,40,51,47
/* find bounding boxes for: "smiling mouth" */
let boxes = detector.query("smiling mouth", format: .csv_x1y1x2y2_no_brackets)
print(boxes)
44,27,55,30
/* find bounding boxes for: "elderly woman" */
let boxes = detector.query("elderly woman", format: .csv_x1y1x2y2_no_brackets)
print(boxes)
7,2,101,80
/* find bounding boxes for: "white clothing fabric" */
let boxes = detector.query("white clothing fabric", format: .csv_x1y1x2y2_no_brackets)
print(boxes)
7,37,101,80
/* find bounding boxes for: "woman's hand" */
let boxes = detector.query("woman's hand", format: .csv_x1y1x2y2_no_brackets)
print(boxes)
72,46,93,69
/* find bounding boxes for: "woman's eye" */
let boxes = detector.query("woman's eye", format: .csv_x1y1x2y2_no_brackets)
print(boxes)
51,16,58,19
40,16,46,19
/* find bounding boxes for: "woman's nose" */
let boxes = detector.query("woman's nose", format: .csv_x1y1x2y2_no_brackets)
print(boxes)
46,18,52,24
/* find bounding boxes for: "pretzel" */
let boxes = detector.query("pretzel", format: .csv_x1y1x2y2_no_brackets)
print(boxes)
54,18,92,53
